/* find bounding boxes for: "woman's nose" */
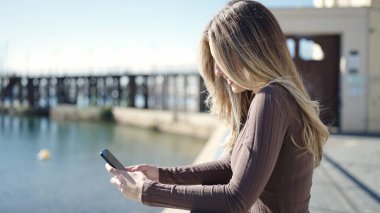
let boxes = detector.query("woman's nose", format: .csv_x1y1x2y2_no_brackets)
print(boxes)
214,65,224,77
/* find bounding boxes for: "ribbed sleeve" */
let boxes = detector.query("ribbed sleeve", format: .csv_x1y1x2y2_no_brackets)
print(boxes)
158,153,232,185
141,84,294,213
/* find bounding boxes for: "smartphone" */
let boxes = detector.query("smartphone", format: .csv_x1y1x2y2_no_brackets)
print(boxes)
100,149,136,185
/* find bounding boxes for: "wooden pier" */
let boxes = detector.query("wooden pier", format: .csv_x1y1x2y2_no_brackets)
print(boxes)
0,72,208,114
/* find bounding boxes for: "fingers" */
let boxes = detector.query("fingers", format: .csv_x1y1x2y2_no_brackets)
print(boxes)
110,175,129,188
127,164,148,172
125,165,138,172
119,170,137,185
110,176,120,186
118,174,129,186
105,163,120,176
110,175,129,196
110,175,127,185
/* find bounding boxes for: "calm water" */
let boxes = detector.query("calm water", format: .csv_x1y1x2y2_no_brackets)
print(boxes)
0,114,205,213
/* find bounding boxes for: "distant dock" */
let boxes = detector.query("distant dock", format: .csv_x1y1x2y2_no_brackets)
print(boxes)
0,72,209,116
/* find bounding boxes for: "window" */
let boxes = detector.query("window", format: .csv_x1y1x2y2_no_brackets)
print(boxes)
299,38,325,61
286,38,296,58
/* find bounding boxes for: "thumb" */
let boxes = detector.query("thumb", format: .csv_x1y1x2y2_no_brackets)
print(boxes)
125,165,138,172
131,164,149,172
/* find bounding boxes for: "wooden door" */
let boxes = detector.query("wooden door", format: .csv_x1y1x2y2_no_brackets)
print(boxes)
286,35,340,128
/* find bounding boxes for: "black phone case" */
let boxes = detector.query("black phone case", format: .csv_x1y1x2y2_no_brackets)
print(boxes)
100,149,126,170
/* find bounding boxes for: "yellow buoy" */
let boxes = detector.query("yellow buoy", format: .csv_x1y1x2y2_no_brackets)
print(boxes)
37,149,51,160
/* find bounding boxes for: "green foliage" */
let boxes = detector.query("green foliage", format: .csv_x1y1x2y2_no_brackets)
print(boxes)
99,107,114,122
147,123,160,132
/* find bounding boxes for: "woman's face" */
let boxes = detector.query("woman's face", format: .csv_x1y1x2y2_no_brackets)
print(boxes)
214,63,246,93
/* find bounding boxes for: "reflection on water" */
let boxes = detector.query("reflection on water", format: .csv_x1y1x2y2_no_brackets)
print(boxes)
0,114,205,213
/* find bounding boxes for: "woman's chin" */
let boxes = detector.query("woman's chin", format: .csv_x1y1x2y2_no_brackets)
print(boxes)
231,86,246,93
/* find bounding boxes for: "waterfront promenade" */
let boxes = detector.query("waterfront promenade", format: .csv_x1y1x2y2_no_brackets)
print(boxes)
311,134,380,212
163,128,380,213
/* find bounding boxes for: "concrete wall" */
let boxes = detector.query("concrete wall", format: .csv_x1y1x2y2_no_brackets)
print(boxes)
272,8,369,132
50,104,104,121
368,8,380,131
50,104,221,139
112,107,220,140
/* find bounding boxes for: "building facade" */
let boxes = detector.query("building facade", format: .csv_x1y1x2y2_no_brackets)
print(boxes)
272,0,380,133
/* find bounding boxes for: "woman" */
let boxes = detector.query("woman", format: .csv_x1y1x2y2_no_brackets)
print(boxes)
105,0,329,212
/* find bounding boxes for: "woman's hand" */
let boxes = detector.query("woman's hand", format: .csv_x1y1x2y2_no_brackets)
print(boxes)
126,164,159,182
105,164,146,202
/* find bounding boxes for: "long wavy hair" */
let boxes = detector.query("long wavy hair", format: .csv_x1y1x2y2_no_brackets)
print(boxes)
198,0,329,167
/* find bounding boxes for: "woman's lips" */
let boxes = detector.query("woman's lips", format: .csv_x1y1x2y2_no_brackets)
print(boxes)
225,78,233,85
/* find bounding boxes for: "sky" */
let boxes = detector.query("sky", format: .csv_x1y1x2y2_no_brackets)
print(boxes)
0,0,313,75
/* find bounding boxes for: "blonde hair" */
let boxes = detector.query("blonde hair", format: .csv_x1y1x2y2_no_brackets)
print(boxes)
198,0,329,167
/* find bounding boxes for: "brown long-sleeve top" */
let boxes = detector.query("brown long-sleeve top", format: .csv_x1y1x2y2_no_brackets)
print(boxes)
141,84,314,213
